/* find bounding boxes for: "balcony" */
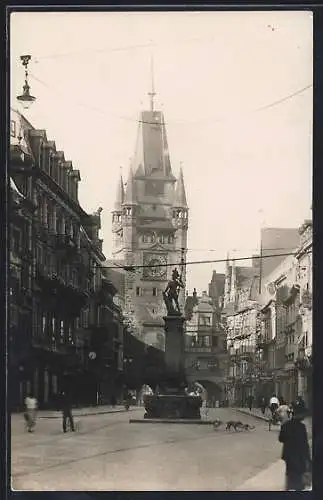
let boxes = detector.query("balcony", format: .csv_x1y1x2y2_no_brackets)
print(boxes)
256,334,272,349
35,268,89,313
185,345,212,353
54,234,78,256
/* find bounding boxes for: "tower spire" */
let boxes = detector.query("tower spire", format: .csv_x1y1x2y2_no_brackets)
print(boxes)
174,163,188,208
147,55,156,112
114,169,125,210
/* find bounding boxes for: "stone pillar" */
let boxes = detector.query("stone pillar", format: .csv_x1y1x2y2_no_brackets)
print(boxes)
142,313,202,419
164,315,185,379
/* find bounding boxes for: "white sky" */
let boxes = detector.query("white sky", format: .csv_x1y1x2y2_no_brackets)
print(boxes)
10,11,313,294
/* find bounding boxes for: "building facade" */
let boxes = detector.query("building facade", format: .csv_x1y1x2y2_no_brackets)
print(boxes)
9,175,36,412
9,109,124,409
258,221,312,408
223,258,262,406
111,96,188,350
294,220,312,409
184,290,228,405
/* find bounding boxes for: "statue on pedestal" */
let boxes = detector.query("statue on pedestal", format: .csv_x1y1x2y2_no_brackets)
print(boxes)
163,268,184,316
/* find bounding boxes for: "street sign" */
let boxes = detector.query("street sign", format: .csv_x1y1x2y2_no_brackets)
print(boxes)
89,351,97,360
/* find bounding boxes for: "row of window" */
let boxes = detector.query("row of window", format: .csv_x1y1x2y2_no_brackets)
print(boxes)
187,336,219,348
199,315,211,326
37,193,80,241
34,313,75,345
172,210,188,219
188,359,218,371
136,287,158,297
141,233,174,244
40,148,78,200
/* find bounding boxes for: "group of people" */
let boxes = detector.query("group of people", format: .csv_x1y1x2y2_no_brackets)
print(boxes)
24,391,75,433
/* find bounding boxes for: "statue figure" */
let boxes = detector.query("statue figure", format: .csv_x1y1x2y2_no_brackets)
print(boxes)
163,268,184,315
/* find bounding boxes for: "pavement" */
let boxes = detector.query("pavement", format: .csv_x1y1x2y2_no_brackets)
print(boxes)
12,404,130,419
11,407,292,491
234,407,312,491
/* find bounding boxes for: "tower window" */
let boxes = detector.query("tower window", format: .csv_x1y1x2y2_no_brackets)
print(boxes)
153,287,157,297
136,287,141,296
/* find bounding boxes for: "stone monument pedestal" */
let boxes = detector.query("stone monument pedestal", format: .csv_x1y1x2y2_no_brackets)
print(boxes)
143,314,202,420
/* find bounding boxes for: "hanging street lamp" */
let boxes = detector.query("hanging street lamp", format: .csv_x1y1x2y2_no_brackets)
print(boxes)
16,55,36,110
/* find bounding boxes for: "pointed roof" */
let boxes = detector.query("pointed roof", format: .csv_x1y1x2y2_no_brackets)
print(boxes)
132,110,175,179
173,167,188,208
123,168,137,205
114,175,125,210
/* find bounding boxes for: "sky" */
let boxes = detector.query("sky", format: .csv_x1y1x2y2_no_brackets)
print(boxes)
10,10,313,294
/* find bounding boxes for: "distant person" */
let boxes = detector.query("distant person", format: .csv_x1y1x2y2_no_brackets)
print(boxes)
194,382,208,418
260,396,267,415
279,403,311,490
277,401,292,424
110,394,117,407
269,394,280,417
60,391,75,433
294,395,306,411
247,394,254,411
24,393,38,433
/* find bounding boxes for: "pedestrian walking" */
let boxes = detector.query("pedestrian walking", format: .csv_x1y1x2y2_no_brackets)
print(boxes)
279,404,311,491
269,393,280,418
260,396,266,415
60,391,75,433
276,401,292,424
294,395,306,412
24,393,38,432
247,394,254,411
194,382,208,418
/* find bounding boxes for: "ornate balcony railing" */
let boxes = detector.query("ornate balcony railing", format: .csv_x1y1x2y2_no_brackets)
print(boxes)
184,346,212,353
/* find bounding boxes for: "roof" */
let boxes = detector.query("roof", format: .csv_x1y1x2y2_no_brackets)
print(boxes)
261,227,300,279
114,175,125,210
173,167,188,208
132,110,172,177
124,168,137,205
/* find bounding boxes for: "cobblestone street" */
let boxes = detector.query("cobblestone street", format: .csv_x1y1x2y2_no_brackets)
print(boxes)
11,407,293,491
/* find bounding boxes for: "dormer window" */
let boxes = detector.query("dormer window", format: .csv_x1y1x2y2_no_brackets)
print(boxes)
126,207,132,216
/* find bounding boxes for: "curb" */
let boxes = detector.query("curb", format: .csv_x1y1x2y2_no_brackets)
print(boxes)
235,409,270,422
12,407,135,420
130,418,213,425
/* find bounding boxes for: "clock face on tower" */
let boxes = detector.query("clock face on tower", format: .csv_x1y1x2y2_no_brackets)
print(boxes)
143,253,167,280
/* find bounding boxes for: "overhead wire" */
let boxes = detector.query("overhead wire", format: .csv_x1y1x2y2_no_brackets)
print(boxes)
103,250,312,271
28,71,312,128
185,246,299,253
32,35,217,62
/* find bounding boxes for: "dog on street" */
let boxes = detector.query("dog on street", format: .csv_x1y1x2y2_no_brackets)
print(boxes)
212,419,223,430
225,420,256,431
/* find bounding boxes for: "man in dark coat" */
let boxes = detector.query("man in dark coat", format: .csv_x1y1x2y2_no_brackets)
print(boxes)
60,391,75,433
278,404,311,490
